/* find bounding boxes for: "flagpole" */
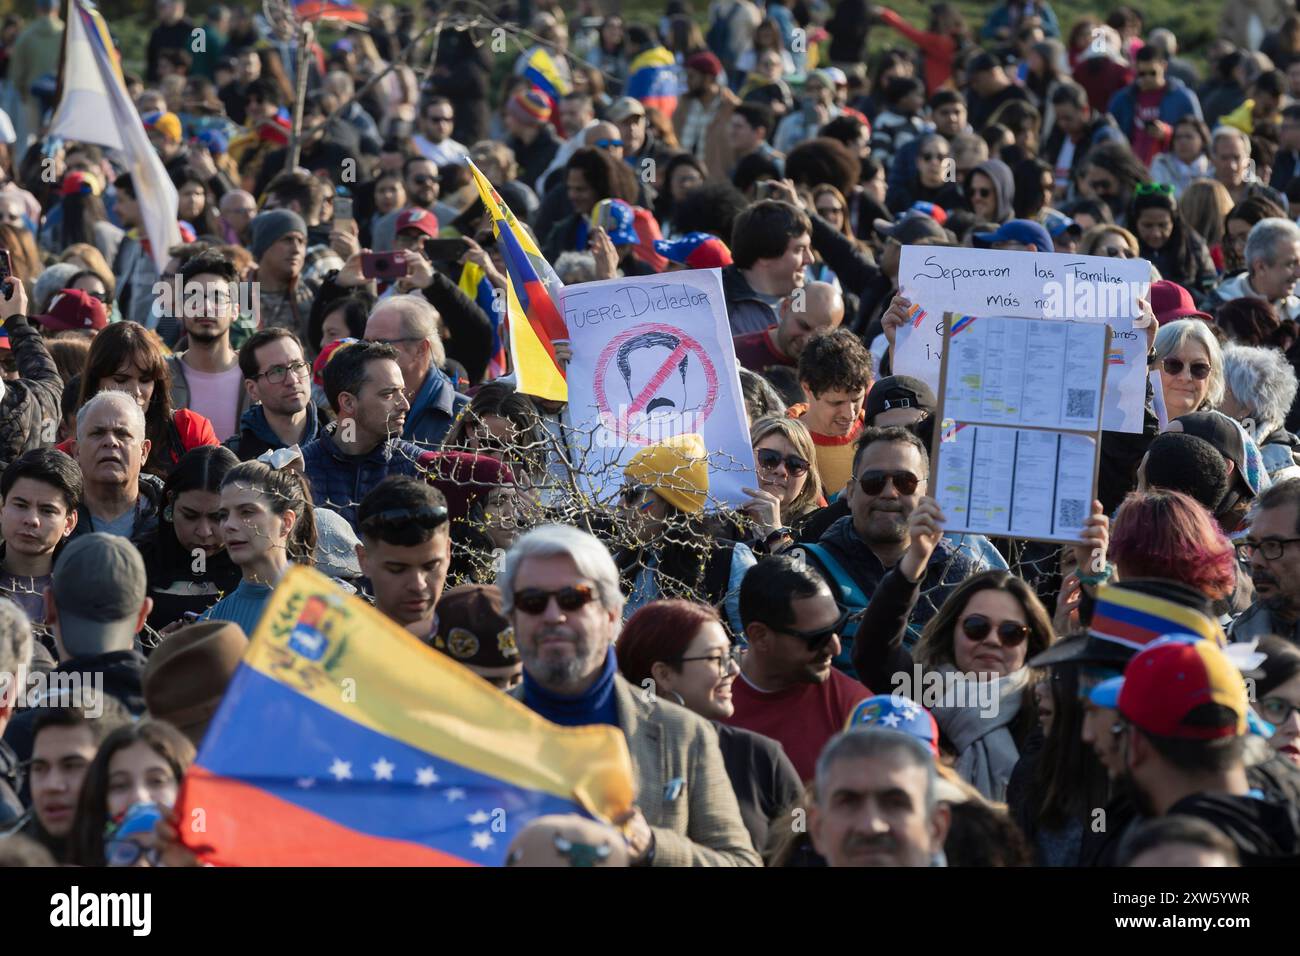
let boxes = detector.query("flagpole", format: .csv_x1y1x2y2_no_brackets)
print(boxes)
286,19,313,172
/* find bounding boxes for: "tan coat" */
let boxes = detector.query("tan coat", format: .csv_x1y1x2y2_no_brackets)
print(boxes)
673,86,742,184
609,674,760,866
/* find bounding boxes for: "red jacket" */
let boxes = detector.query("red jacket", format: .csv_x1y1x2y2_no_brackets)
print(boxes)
877,9,959,95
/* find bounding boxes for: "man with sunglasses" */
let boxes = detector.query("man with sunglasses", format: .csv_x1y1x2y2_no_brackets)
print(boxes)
725,555,870,781
370,157,459,256
801,427,990,672
354,477,451,645
1106,45,1203,167
1231,478,1300,644
413,97,468,170
501,524,760,866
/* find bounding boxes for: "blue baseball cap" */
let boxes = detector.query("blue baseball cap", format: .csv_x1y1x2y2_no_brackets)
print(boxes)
846,694,940,756
972,218,1054,253
1043,211,1082,239
1088,676,1124,709
653,231,733,268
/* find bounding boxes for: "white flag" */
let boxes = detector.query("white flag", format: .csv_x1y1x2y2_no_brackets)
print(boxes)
48,0,180,274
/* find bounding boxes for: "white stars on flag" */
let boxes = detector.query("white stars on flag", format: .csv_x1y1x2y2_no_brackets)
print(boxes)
470,831,495,851
416,766,440,787
445,788,467,802
329,758,353,781
466,809,490,826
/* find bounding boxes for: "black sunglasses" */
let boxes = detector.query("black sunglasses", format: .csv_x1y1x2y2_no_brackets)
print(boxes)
514,584,598,615
756,448,810,476
359,505,449,532
1162,358,1211,380
777,607,852,649
960,614,1031,647
858,470,921,496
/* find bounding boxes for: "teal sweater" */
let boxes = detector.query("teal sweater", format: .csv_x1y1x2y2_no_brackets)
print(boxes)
200,580,274,636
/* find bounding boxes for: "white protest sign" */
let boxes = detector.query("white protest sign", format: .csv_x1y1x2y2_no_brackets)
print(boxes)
894,246,1151,433
559,269,757,508
933,315,1110,544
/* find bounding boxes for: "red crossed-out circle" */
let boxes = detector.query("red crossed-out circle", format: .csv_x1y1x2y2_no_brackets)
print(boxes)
591,322,719,445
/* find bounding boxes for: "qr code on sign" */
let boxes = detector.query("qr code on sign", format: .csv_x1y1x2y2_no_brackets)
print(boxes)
1059,498,1086,528
1066,388,1096,418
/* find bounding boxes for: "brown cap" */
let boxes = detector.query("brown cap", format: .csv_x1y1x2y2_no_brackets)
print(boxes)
432,584,519,668
143,620,248,745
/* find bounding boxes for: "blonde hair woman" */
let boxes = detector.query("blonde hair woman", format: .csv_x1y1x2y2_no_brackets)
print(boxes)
1179,179,1233,256
743,415,824,553
1079,223,1139,259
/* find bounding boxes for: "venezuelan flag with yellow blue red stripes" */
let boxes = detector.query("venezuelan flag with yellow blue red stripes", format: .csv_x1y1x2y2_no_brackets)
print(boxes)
177,567,634,866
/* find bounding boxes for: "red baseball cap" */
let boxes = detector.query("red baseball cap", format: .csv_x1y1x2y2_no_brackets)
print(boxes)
35,289,108,332
1118,637,1248,741
1150,279,1211,325
395,207,440,240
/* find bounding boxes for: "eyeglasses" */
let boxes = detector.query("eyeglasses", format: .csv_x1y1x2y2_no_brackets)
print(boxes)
514,584,598,615
1235,537,1300,561
105,840,162,867
679,645,744,674
255,360,310,384
594,138,624,149
960,614,1032,647
756,447,810,476
1099,244,1135,258
1135,182,1174,197
359,505,449,533
1161,358,1212,379
970,187,993,197
620,483,658,512
82,290,108,303
776,607,852,649
858,470,921,496
1259,696,1300,725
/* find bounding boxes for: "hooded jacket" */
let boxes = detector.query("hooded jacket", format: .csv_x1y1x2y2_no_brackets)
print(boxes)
965,159,1015,223
228,401,323,461
1107,77,1204,144
1167,790,1300,865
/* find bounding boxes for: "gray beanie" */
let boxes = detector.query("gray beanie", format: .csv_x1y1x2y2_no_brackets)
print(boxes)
249,209,307,261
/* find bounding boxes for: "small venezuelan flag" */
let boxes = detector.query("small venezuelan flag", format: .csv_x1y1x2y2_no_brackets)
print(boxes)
523,47,571,134
468,160,568,402
1088,583,1226,653
626,46,679,119
949,314,977,336
177,567,634,866
459,260,507,379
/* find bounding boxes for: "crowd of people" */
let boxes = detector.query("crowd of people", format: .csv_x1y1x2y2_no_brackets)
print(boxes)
0,0,1297,868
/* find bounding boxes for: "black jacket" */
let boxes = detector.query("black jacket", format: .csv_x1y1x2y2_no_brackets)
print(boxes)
68,474,165,548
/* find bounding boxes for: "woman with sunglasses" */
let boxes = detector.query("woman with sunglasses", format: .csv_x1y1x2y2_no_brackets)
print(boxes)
1154,318,1225,420
1128,185,1218,304
850,495,1059,800
614,434,755,636
616,598,802,856
962,158,1014,225
885,132,965,215
1252,636,1300,767
1078,223,1138,259
68,720,195,866
201,460,317,633
741,416,823,553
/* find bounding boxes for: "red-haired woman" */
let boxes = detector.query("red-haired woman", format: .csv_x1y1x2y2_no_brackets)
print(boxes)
1108,489,1238,604
617,598,801,858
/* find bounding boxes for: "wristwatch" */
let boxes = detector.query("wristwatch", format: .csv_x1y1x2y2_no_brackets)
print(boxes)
1146,346,1159,367
763,526,795,549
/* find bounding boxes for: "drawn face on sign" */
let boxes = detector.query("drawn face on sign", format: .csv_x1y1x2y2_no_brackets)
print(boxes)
595,325,720,445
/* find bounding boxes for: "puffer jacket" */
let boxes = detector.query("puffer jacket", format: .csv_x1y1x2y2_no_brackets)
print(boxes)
0,314,61,468
301,424,424,528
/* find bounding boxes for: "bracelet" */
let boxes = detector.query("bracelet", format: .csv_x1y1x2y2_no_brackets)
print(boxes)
1075,562,1113,586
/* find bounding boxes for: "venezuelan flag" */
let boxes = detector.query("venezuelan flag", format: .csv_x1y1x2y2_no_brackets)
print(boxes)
468,160,568,402
523,47,571,135
1088,583,1226,652
177,567,634,866
460,260,507,379
626,46,679,119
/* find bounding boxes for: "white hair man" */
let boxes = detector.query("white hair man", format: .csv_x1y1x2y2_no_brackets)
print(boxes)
499,524,760,866
363,294,469,446
70,391,163,544
1210,217,1300,319
809,727,951,867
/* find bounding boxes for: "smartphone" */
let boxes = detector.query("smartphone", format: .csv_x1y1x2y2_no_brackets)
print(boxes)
361,251,408,280
755,180,777,200
334,195,353,232
0,249,11,285
423,237,470,261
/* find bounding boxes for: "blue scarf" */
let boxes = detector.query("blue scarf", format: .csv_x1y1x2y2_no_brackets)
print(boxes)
523,646,620,728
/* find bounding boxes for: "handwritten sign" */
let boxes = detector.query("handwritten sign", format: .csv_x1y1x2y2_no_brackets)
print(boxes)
560,270,756,508
933,315,1110,544
895,246,1151,433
